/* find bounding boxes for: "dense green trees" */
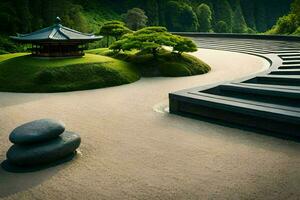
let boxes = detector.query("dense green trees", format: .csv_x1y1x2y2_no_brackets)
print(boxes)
165,1,198,32
0,0,292,35
122,8,148,31
0,1,17,34
0,0,88,34
213,0,234,32
0,0,295,54
196,4,212,32
267,0,300,35
239,0,256,30
254,1,268,32
232,1,248,33
268,14,298,35
291,0,300,22
144,0,159,26
215,21,229,33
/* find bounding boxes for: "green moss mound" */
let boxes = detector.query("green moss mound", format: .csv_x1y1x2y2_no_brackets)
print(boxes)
87,48,211,77
0,53,140,93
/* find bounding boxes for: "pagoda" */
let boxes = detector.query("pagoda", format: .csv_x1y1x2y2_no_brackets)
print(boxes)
10,17,102,57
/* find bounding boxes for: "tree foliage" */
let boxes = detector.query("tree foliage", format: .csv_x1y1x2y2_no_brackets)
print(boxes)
215,21,229,33
99,21,129,44
0,0,295,53
232,1,248,33
255,1,268,32
267,14,299,35
99,21,132,47
145,0,159,25
213,0,234,32
109,26,197,56
267,0,300,35
196,4,212,32
0,0,293,35
291,0,300,22
122,8,148,31
240,0,256,30
173,36,198,55
165,1,198,32
0,0,89,35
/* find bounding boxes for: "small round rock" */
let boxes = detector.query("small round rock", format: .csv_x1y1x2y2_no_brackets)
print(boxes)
9,119,65,144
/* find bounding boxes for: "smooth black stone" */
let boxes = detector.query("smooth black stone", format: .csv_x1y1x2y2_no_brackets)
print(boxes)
1,152,77,173
6,131,81,167
9,119,65,144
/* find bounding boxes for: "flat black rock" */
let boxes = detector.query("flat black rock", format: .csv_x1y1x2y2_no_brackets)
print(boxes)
6,131,81,167
9,119,65,144
1,152,77,173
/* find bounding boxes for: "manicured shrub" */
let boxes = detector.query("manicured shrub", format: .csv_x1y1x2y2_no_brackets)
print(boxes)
99,21,132,47
173,36,198,55
109,26,197,57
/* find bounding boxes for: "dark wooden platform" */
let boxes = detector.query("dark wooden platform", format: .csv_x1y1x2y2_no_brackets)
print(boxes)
169,34,300,138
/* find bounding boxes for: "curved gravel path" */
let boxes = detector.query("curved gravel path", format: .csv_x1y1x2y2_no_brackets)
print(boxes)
1,49,299,200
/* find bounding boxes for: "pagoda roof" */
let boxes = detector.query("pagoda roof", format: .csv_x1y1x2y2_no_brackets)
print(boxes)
10,17,102,43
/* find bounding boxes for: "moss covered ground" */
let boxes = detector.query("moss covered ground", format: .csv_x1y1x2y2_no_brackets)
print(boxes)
0,53,140,93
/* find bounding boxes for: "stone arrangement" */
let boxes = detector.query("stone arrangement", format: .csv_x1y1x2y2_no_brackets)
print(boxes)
4,119,81,168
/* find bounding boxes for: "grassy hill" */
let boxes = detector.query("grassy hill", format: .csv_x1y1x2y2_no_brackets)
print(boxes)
0,53,140,93
87,48,211,77
0,48,211,93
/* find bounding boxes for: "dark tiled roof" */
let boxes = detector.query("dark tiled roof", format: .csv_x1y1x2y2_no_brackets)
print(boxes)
11,20,102,42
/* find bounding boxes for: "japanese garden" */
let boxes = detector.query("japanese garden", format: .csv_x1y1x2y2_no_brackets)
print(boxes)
0,0,299,200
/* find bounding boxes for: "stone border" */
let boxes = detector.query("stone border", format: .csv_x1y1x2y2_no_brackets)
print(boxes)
169,34,300,138
172,32,300,41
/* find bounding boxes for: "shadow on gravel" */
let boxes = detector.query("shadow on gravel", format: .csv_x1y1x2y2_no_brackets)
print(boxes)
0,152,78,198
173,112,300,143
